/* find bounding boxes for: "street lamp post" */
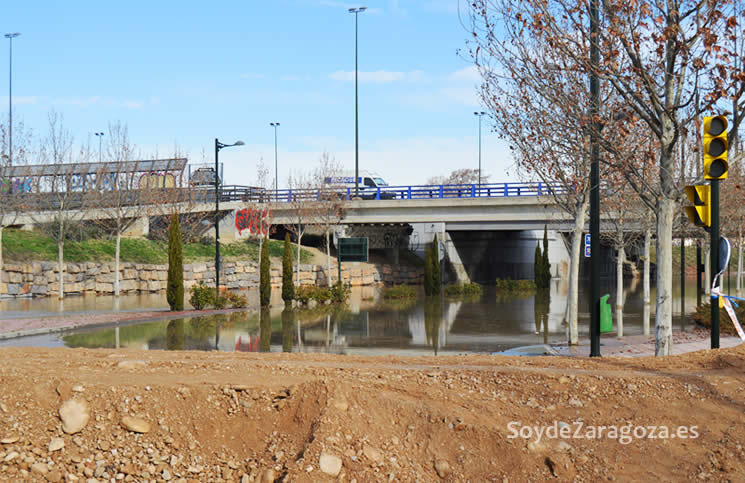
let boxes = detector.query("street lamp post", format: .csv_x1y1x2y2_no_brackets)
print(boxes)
589,0,601,357
349,6,366,198
94,132,104,163
474,111,486,188
214,138,244,293
270,122,280,200
4,33,20,166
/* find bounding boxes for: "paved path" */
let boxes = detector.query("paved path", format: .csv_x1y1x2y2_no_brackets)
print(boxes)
553,330,743,357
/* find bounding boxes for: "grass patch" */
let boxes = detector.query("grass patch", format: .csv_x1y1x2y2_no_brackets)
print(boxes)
2,229,311,265
382,284,418,300
444,283,483,298
495,278,536,292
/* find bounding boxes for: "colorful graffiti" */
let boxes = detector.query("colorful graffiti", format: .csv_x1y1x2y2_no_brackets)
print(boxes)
235,208,271,237
70,173,118,191
138,172,176,189
0,178,33,195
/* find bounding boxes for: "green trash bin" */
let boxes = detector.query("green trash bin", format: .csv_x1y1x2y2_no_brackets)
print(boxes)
600,294,613,333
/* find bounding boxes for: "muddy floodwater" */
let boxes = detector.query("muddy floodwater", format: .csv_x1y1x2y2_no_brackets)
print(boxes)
0,277,703,355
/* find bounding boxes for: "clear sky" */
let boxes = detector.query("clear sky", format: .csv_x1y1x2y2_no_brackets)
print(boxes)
1,0,515,187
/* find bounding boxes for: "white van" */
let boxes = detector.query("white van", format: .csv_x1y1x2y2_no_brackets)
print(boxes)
324,171,394,199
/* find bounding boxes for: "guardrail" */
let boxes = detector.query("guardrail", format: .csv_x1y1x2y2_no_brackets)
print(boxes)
219,182,565,203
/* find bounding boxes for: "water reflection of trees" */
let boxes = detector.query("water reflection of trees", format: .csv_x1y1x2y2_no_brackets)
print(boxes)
282,308,294,352
424,298,442,355
534,288,551,344
260,308,271,352
166,319,184,350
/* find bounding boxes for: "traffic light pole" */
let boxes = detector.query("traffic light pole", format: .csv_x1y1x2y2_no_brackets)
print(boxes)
711,179,720,349
588,0,601,358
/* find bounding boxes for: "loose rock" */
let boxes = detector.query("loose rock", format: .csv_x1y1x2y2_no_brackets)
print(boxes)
319,451,342,476
120,416,151,433
363,444,384,463
435,460,450,478
59,399,90,434
49,437,65,452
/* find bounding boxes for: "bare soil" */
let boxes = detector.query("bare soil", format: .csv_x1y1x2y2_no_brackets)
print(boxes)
1,346,745,481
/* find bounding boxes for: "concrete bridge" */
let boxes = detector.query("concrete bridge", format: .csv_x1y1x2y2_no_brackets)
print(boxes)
7,182,635,284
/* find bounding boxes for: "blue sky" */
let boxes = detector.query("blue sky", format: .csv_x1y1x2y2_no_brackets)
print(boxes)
1,0,514,187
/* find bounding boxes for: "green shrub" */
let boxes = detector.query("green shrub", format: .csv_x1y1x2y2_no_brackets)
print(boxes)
294,283,350,306
167,214,184,311
282,233,295,302
495,278,536,292
226,291,249,308
444,283,483,298
213,292,229,310
329,281,351,304
383,284,418,300
189,282,214,310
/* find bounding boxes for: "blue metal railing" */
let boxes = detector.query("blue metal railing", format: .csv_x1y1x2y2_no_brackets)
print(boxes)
219,182,565,203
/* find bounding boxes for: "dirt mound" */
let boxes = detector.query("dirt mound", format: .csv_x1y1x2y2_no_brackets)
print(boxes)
0,346,744,480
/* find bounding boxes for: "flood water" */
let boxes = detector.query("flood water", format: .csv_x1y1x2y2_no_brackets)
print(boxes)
0,275,710,356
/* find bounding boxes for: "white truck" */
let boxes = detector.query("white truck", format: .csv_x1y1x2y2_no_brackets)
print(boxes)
324,171,395,200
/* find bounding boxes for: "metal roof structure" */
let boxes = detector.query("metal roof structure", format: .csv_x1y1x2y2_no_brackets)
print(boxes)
2,158,187,178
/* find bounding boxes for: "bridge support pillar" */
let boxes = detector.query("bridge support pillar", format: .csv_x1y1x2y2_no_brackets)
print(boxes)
122,216,149,238
442,230,471,284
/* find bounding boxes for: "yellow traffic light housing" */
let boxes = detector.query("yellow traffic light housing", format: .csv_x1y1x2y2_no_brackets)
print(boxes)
704,115,728,180
685,184,711,228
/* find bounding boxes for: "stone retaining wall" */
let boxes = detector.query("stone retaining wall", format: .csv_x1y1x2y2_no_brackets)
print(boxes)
0,260,423,298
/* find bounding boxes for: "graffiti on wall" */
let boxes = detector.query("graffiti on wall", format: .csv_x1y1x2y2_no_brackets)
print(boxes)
0,178,33,195
235,208,271,237
70,173,118,191
138,172,176,189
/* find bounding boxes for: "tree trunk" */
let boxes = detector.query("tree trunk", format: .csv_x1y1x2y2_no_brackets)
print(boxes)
296,232,302,286
58,240,64,300
737,237,742,295
326,229,332,286
0,226,3,278
114,231,121,297
655,195,675,356
565,199,588,345
616,245,625,338
643,228,651,308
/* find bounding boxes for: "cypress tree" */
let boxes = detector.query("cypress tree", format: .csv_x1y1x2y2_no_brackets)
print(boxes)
260,236,271,307
534,242,543,286
424,242,433,296
282,233,295,303
431,235,442,295
542,225,550,286
166,213,184,311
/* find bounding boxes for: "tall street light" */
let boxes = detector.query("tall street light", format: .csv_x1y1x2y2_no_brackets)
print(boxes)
94,132,104,163
4,33,20,166
214,138,244,292
474,111,486,188
270,122,280,199
349,6,366,198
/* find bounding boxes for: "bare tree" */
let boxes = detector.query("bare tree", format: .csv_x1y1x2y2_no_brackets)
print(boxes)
0,117,33,276
313,151,346,286
285,170,319,285
426,168,490,186
86,122,147,297
35,112,89,299
469,0,741,355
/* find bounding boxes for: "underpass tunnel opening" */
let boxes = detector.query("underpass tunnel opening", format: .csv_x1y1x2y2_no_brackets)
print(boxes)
447,229,573,284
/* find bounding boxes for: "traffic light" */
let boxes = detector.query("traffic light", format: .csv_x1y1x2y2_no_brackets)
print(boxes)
685,184,711,228
704,115,728,180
